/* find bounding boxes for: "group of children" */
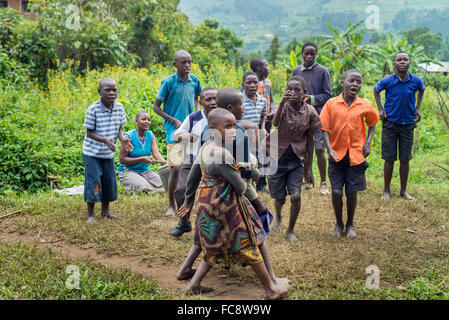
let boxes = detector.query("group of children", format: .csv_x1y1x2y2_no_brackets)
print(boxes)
82,44,425,298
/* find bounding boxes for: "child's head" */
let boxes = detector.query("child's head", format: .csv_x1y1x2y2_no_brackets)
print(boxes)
301,42,318,67
200,87,218,117
341,69,362,99
207,108,236,144
250,58,269,80
135,111,151,131
173,50,192,76
238,120,258,151
286,76,307,105
393,51,410,73
98,78,117,106
216,87,245,120
242,72,259,97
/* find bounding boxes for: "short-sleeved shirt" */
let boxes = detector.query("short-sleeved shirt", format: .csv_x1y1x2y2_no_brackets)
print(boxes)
156,72,202,143
242,92,268,127
265,102,321,161
174,110,208,158
320,94,380,166
374,73,425,125
117,129,155,173
83,99,127,159
292,63,333,112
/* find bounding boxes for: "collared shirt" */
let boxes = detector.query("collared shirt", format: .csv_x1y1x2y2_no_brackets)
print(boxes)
242,91,268,127
174,110,208,158
265,102,321,161
83,99,127,159
374,72,425,125
156,72,202,143
291,62,332,112
320,94,380,166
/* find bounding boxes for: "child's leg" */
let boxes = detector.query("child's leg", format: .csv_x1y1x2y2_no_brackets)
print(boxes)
185,260,214,294
382,161,394,200
331,189,344,237
251,261,290,300
177,244,202,280
272,199,285,232
100,201,117,219
345,191,357,239
87,202,95,223
399,161,414,200
258,242,289,286
166,166,179,217
286,191,301,242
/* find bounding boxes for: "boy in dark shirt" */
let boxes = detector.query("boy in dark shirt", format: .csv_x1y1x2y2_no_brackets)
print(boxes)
292,42,332,195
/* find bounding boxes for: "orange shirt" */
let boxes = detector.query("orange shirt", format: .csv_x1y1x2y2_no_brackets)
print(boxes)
320,94,379,166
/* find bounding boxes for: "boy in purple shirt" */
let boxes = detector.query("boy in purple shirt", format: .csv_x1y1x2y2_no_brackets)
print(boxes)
374,51,425,201
292,42,332,195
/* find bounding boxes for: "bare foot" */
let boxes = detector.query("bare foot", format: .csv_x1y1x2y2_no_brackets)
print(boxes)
272,218,281,233
381,192,390,201
185,285,214,295
286,232,299,243
101,213,118,219
266,282,290,300
345,225,357,239
86,216,96,224
400,192,415,200
165,207,176,217
272,277,290,286
176,268,197,281
331,224,344,237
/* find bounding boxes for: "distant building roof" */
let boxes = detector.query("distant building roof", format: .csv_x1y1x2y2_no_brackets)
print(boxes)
418,62,449,73
264,34,274,39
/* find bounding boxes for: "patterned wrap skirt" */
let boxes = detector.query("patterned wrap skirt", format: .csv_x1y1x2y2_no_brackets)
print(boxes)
194,173,266,268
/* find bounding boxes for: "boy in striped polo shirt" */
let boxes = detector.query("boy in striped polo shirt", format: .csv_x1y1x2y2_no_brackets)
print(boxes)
83,78,132,223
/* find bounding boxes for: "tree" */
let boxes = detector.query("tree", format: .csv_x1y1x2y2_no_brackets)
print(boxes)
400,27,443,59
266,36,281,68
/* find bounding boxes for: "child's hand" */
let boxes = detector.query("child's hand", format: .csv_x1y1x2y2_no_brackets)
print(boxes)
122,137,134,153
178,204,192,218
173,119,182,129
328,149,339,162
105,138,116,152
362,143,371,158
282,90,294,104
415,110,421,122
379,109,387,120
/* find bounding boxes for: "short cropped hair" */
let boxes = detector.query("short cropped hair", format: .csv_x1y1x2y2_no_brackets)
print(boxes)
99,78,116,89
135,110,150,120
302,42,318,53
394,51,410,61
216,87,243,109
250,58,266,72
242,71,258,82
342,69,362,80
207,108,235,127
200,87,217,98
287,76,306,90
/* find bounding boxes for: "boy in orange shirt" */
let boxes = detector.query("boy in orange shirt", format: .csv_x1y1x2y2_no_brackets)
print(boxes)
320,70,379,238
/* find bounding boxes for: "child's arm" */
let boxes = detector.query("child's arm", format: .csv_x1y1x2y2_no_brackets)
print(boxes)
152,99,182,129
117,126,133,153
86,129,116,152
323,131,338,162
272,90,292,127
304,129,315,186
362,125,377,158
179,163,202,217
415,90,424,122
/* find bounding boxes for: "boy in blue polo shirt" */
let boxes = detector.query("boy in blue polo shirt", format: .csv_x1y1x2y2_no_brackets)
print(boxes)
83,78,132,223
374,51,425,201
152,50,202,217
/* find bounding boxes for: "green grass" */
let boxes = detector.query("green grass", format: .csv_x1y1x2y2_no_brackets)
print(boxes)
0,241,171,300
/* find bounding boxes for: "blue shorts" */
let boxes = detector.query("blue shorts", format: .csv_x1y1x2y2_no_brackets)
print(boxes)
83,154,118,203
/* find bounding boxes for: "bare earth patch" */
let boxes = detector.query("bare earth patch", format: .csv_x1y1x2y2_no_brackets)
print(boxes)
1,184,448,299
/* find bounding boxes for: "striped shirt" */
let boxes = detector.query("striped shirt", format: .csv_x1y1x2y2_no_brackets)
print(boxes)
242,92,268,127
82,99,127,159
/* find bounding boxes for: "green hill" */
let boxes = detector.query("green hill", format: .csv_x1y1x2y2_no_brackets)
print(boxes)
178,0,449,52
